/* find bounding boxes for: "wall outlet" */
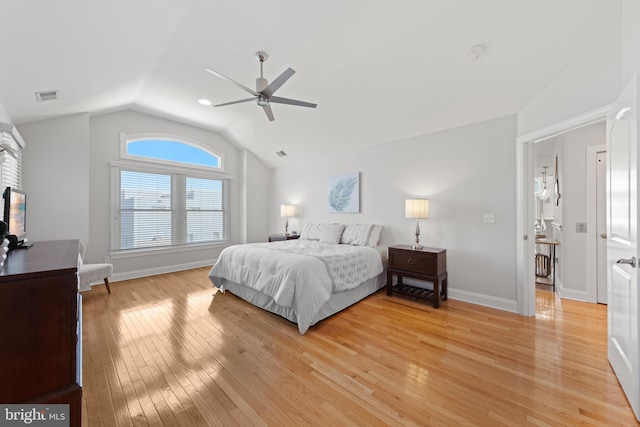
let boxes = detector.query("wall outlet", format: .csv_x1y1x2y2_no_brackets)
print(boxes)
483,213,496,224
576,222,587,233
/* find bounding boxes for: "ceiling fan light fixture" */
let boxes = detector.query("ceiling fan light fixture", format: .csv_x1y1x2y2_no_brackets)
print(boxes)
198,98,212,106
204,51,317,121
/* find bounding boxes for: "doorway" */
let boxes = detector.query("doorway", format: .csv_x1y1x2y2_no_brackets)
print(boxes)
516,106,610,316
530,123,606,311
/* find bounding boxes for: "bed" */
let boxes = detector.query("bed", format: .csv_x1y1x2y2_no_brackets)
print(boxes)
208,223,386,334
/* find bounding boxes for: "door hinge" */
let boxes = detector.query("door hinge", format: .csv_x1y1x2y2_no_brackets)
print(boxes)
523,235,528,241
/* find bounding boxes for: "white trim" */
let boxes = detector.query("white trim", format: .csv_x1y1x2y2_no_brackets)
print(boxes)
586,145,607,303
515,135,533,315
120,132,225,172
110,159,233,180
517,105,611,144
516,106,610,316
448,288,518,313
555,282,589,302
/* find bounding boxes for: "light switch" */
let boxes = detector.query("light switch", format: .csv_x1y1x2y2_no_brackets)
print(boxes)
483,213,496,223
576,222,587,233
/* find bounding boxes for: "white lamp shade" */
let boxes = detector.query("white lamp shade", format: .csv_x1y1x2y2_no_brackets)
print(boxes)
280,204,296,218
405,199,429,219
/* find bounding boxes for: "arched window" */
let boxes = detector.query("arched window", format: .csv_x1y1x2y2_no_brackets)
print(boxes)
111,133,230,252
121,133,224,171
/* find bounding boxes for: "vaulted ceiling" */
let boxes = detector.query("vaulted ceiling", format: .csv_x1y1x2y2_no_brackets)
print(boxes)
0,1,620,167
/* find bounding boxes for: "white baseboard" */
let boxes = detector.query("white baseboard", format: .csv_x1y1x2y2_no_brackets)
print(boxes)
110,259,215,283
448,288,518,313
555,283,589,302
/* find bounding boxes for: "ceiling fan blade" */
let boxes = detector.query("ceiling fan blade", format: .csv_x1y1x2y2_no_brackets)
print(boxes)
262,68,295,97
263,104,275,121
205,68,258,96
269,96,317,108
214,98,255,107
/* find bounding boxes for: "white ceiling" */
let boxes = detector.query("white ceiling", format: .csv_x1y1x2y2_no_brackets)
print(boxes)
0,1,620,167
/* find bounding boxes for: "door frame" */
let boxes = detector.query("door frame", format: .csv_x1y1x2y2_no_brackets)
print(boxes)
516,105,611,315
586,144,607,303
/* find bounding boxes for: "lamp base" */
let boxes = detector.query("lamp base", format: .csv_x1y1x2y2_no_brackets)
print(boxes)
412,219,423,250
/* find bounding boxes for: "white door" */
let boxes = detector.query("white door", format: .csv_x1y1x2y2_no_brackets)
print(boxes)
597,150,607,303
608,73,640,420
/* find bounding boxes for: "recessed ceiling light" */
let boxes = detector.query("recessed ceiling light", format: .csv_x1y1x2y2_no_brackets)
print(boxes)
198,98,212,106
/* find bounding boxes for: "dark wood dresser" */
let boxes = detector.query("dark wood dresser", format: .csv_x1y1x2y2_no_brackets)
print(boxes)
387,245,447,308
0,239,82,427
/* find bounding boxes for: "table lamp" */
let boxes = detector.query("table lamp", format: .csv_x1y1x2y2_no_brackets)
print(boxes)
405,199,429,250
280,204,296,236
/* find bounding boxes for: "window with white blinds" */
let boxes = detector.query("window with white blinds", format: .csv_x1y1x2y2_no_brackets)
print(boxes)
112,136,229,251
0,131,22,192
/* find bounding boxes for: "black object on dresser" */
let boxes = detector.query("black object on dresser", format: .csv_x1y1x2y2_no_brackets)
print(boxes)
387,244,448,308
0,239,82,427
268,234,301,242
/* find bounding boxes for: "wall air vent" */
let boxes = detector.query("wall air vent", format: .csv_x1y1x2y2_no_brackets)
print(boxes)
276,150,287,157
35,90,59,102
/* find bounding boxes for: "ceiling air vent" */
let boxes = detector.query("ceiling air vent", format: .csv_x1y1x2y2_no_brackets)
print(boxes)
276,150,287,157
35,90,59,102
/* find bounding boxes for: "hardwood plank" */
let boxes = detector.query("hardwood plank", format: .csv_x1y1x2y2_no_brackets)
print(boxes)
81,268,639,426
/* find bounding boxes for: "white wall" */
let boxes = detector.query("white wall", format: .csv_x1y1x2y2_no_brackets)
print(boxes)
18,113,90,244
517,21,622,136
272,115,518,310
88,110,242,276
519,0,640,137
0,101,12,125
622,0,640,84
555,122,606,300
242,149,271,243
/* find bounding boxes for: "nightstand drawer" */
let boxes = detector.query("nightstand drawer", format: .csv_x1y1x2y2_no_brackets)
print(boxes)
390,250,436,275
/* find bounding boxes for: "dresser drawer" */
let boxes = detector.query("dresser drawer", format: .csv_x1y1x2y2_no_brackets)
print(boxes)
389,249,436,275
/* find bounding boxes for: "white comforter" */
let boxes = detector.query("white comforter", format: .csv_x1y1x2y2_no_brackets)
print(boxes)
209,240,383,309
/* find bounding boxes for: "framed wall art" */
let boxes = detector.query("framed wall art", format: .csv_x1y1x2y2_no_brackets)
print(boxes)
328,172,360,213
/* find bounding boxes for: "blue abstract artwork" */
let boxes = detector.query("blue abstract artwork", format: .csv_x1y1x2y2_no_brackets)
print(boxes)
328,173,359,213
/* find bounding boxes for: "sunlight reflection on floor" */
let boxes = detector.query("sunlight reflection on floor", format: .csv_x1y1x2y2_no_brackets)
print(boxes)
535,285,560,321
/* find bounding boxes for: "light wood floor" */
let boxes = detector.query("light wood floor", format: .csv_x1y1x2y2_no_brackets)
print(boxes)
81,268,638,426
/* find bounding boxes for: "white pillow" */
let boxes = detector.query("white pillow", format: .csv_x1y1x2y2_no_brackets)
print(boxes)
300,223,323,240
367,225,383,247
300,223,343,241
340,224,374,246
320,224,346,244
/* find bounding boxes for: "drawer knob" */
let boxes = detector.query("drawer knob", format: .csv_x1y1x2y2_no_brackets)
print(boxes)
407,259,414,265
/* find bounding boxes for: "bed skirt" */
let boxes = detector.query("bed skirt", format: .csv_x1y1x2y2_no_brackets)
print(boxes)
213,270,386,334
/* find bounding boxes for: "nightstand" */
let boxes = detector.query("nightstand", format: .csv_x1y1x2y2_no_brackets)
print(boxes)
268,234,300,242
387,245,447,308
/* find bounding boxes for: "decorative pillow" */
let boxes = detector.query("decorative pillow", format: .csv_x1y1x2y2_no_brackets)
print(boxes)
300,223,338,240
300,223,322,240
367,225,383,247
319,224,346,244
340,224,375,246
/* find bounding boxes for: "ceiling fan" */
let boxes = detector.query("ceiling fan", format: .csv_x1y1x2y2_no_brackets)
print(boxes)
205,51,317,122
